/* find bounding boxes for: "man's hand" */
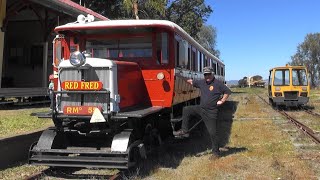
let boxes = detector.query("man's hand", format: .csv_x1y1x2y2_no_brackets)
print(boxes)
217,100,225,106
187,79,193,85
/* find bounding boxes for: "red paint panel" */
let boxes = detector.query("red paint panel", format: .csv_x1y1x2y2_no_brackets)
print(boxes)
115,61,150,109
141,69,174,107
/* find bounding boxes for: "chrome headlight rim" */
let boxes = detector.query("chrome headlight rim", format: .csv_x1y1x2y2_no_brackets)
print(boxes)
70,51,86,67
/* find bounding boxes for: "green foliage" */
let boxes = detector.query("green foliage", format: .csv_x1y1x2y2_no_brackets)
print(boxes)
71,0,167,19
196,25,220,58
70,0,219,57
121,0,167,19
0,108,52,138
166,0,212,38
71,0,127,19
290,33,320,87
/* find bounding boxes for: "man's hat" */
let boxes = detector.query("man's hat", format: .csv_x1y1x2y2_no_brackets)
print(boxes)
49,74,54,81
203,67,213,74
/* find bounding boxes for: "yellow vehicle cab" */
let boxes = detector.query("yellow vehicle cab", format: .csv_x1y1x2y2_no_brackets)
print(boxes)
268,65,309,107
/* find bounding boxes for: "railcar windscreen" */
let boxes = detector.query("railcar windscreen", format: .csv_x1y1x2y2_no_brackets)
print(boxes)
85,36,152,59
274,69,290,86
292,69,308,86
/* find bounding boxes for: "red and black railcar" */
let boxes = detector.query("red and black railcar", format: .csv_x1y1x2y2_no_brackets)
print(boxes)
29,16,225,169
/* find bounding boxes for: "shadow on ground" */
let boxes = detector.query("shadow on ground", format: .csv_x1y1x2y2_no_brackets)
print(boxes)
231,91,247,94
23,101,246,179
0,103,49,110
133,100,247,178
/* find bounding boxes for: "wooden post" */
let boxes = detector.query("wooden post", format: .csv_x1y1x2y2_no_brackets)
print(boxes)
0,0,6,88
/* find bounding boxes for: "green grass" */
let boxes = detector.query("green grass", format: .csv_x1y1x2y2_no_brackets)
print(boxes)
0,165,47,180
147,88,316,179
0,107,53,138
0,88,319,179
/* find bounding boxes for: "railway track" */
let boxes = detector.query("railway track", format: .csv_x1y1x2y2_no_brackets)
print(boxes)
302,108,320,118
256,94,320,144
277,110,320,144
24,168,124,180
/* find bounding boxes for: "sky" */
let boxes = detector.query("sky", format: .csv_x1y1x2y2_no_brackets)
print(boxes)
205,0,320,81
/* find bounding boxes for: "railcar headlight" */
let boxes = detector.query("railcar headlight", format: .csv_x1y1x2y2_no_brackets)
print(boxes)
157,72,165,80
77,14,95,24
302,87,307,91
275,87,281,91
70,51,86,67
274,92,282,97
300,92,308,97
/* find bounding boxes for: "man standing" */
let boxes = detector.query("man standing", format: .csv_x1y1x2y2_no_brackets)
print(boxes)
173,66,231,159
48,74,54,110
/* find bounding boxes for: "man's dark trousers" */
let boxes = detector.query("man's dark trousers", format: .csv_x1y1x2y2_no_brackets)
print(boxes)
181,105,219,155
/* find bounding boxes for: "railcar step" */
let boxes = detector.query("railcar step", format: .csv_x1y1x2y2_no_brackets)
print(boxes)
31,111,51,118
30,161,133,169
0,101,14,105
31,148,126,155
29,155,133,169
30,155,128,163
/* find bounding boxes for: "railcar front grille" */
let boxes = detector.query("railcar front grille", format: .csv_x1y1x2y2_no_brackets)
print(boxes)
59,67,110,112
284,91,298,100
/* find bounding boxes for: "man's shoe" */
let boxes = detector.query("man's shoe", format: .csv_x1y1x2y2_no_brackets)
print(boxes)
173,129,189,138
209,154,220,161
219,147,229,152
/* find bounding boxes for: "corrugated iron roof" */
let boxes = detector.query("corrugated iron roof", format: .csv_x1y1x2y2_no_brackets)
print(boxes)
29,0,108,21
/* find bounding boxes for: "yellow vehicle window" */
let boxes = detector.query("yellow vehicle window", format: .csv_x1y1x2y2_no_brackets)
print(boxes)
274,70,290,85
292,69,308,86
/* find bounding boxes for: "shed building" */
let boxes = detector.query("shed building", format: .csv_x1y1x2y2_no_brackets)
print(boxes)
0,0,107,100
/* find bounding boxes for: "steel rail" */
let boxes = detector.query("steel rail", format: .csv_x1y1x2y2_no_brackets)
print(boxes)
277,110,320,144
24,168,50,180
255,94,320,144
302,108,320,118
24,168,124,180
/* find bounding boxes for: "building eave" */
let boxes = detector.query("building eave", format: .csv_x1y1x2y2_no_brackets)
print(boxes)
29,0,108,21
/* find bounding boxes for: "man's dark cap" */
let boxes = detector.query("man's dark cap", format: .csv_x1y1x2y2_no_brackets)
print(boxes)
203,67,213,74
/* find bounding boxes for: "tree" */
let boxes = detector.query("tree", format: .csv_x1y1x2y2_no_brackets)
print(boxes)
196,25,220,58
290,33,320,87
71,0,219,57
71,0,167,20
166,0,212,38
71,0,126,19
122,0,167,20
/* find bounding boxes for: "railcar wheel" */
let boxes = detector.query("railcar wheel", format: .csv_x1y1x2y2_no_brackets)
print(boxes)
143,124,162,151
269,99,277,109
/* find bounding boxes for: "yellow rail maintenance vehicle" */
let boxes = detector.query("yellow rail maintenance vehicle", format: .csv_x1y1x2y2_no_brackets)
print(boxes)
268,65,310,107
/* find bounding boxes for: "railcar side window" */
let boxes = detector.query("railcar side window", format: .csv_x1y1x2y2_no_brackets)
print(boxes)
204,56,208,67
178,39,188,67
199,52,202,72
274,69,290,86
212,62,217,74
191,48,196,71
157,32,169,64
195,50,199,71
292,69,308,86
268,71,272,85
187,46,191,69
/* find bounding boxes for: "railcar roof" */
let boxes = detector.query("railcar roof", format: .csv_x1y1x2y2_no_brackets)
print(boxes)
269,65,306,71
55,19,223,65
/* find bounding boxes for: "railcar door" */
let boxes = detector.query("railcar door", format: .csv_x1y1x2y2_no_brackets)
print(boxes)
139,31,174,107
268,70,272,97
